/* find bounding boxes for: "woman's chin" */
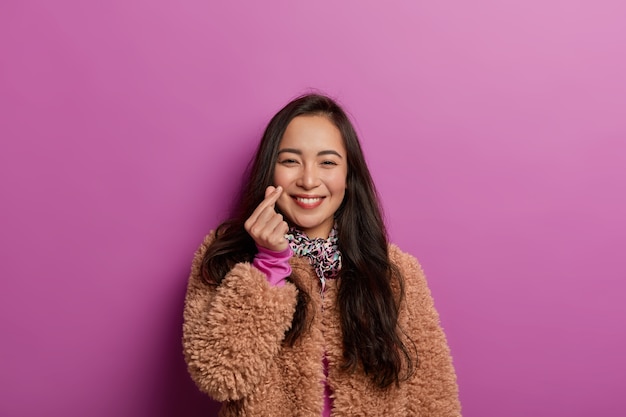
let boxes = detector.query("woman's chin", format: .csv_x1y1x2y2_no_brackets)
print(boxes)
291,219,333,239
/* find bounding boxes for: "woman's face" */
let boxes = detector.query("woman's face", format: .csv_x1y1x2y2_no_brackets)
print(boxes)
273,115,348,239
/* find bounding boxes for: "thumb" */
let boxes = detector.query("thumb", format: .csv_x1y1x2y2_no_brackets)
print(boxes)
265,185,276,198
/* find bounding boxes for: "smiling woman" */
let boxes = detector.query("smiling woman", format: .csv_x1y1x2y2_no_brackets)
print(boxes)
182,93,461,416
274,115,348,239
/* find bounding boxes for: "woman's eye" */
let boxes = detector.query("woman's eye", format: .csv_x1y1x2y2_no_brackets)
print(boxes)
321,160,338,166
279,159,298,165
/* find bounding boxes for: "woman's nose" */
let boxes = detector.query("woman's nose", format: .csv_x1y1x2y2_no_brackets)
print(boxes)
296,165,321,189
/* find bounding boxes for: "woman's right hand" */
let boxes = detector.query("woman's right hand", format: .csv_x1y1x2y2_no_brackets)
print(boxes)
244,186,289,252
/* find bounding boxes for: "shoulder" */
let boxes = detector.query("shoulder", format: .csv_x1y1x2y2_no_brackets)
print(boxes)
387,243,436,304
388,244,426,281
196,230,217,255
189,231,217,278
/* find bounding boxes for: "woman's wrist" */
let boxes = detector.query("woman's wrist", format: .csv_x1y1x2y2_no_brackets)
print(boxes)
253,244,293,286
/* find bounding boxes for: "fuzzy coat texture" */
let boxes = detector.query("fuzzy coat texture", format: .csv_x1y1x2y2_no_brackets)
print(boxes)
183,232,461,416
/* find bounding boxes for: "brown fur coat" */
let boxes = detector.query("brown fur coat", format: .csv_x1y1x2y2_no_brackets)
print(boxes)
183,233,461,416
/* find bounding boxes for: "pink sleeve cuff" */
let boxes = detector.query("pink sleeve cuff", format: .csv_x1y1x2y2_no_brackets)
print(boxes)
253,245,293,287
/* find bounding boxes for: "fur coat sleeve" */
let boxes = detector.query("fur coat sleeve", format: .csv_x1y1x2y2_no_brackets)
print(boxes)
389,245,461,416
182,232,298,402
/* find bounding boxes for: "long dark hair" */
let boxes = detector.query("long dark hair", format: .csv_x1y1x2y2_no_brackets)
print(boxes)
201,93,415,388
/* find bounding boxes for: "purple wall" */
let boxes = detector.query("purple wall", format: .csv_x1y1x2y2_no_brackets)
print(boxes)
1,1,625,416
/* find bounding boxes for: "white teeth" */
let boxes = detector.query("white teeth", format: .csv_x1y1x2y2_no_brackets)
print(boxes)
296,197,321,205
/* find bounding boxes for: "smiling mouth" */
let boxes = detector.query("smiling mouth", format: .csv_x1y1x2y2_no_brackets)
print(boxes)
293,196,324,208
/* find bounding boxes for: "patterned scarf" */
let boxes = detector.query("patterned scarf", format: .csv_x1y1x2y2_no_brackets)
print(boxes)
285,226,342,290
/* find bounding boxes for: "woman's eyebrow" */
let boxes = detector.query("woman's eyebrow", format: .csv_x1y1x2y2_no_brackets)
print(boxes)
277,148,302,155
278,148,343,158
318,150,343,158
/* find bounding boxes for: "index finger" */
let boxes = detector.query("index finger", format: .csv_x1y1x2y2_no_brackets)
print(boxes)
247,186,283,223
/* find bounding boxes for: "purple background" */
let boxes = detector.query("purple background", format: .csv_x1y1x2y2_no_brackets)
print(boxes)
1,1,625,416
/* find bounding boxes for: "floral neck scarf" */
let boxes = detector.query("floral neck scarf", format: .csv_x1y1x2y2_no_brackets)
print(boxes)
285,226,342,291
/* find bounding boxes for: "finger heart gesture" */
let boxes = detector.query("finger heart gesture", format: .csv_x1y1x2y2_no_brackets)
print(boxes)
244,186,289,252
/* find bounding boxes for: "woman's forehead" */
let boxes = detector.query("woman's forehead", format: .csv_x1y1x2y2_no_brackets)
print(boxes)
279,115,345,154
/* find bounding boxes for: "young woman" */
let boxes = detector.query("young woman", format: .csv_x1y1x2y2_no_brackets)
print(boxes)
183,93,461,416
